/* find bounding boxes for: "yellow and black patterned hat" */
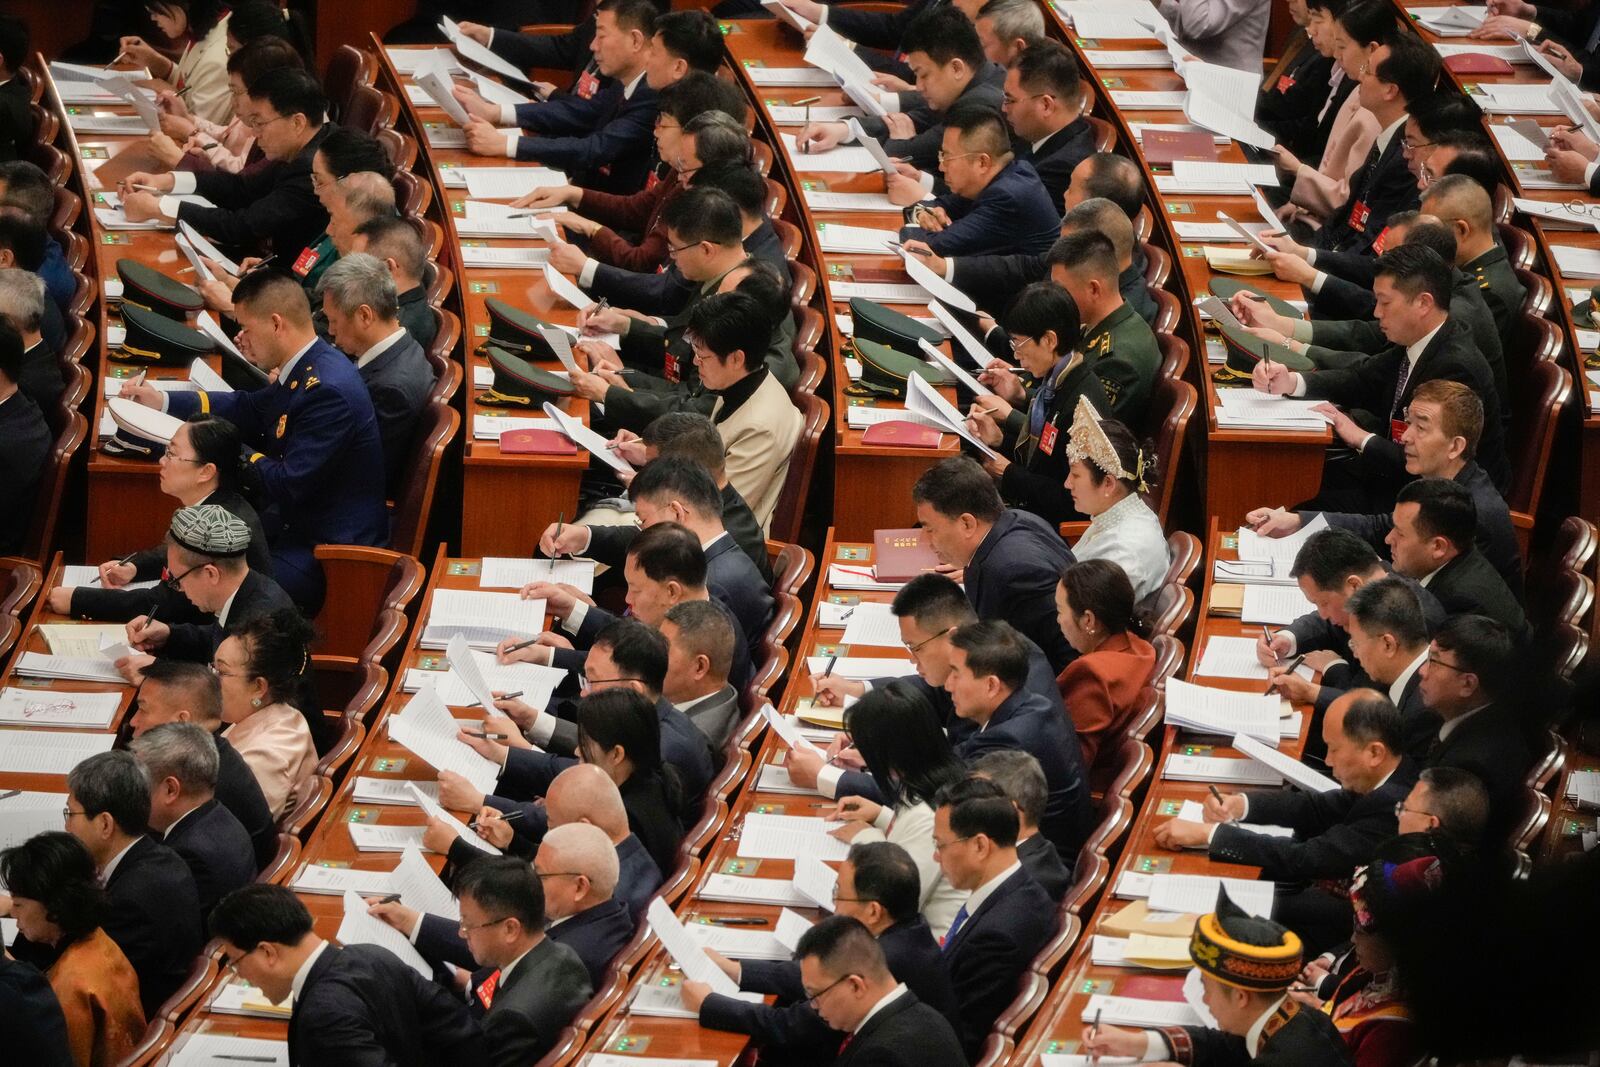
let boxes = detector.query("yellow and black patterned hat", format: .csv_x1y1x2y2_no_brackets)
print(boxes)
1188,887,1302,992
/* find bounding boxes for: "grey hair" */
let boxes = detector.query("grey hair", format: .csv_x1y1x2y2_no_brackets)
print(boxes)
66,751,151,835
684,110,750,167
978,0,1045,43
542,822,620,898
130,721,220,794
335,171,397,220
318,252,399,320
971,748,1048,828
0,267,45,333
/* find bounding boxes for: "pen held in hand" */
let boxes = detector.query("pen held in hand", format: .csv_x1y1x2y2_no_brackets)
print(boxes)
469,809,525,829
90,551,138,585
376,893,403,905
464,730,510,741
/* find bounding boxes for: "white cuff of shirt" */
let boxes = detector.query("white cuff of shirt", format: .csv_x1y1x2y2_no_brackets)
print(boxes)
879,91,901,115
1305,249,1317,267
170,172,198,195
871,805,893,831
528,711,557,747
504,132,519,158
407,913,425,943
487,29,496,46
1587,159,1599,185
816,5,828,25
579,258,600,288
1287,373,1307,397
918,171,935,194
157,196,183,220
816,764,844,799
563,600,589,635
500,103,518,126
1144,1032,1169,1060
943,258,956,282
1310,270,1327,294
1356,432,1374,453
157,393,171,413
1238,794,1251,818
1291,320,1314,343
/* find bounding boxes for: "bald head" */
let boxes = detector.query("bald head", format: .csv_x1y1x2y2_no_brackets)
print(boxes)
1061,196,1134,268
541,822,620,899
545,764,630,843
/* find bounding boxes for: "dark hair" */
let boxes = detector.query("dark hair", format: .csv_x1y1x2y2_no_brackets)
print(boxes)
353,215,427,281
1402,219,1456,266
0,832,104,945
150,0,225,37
246,66,327,126
1374,245,1452,309
1353,832,1459,937
455,856,546,932
685,290,773,367
210,883,314,948
1346,577,1429,648
733,258,789,323
943,102,1012,159
972,749,1049,828
683,111,752,171
598,0,660,35
66,751,150,836
912,456,1004,522
1002,281,1081,354
794,914,889,978
1060,558,1135,635
630,455,722,515
1432,614,1512,699
0,317,20,385
661,70,748,125
592,618,670,694
1336,0,1398,47
1076,418,1156,493
664,599,736,680
663,186,743,246
949,619,1030,692
891,573,976,631
1412,93,1479,141
653,10,723,73
228,0,297,46
694,164,768,216
1415,767,1490,844
1075,153,1145,218
846,841,923,921
0,16,29,73
140,657,224,724
1011,37,1080,99
0,161,52,222
1340,691,1406,752
0,208,45,272
1305,0,1348,16
627,521,709,590
1438,147,1500,192
1046,230,1117,283
183,415,246,491
316,126,395,181
933,776,1020,848
1375,30,1441,106
576,686,670,787
1398,477,1476,552
642,412,726,475
234,608,316,706
1290,527,1380,589
232,268,313,320
226,35,303,87
901,6,986,69
844,680,966,808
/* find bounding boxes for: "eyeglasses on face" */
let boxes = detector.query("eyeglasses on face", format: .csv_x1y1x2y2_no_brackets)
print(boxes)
459,915,514,935
1393,801,1436,820
801,972,858,1007
931,834,971,853
163,562,209,590
903,626,954,655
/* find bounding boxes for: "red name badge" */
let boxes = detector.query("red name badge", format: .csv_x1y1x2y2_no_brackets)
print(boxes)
1277,74,1296,93
576,69,601,99
1039,420,1059,456
292,246,320,277
1390,418,1407,443
663,352,681,383
1372,226,1394,254
1350,200,1371,233
646,170,661,191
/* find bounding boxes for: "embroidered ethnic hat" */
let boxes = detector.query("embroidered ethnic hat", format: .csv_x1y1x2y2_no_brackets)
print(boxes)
1065,396,1150,493
1188,886,1303,992
169,503,252,558
116,259,205,320
481,345,576,407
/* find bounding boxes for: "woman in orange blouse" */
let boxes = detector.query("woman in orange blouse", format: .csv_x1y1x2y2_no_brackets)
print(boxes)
1052,559,1157,772
0,833,145,1067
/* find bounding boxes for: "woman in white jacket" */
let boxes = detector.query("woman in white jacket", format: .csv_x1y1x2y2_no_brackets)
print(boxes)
118,1,233,125
828,681,970,942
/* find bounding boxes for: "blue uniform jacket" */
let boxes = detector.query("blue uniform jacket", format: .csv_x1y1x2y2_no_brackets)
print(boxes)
168,338,389,549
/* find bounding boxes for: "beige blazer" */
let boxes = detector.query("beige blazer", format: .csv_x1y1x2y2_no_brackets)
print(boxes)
712,370,802,534
224,702,318,820
1290,89,1381,222
173,16,233,125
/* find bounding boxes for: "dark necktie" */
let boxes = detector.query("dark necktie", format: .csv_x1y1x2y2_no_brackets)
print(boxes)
1390,353,1413,419
941,904,971,949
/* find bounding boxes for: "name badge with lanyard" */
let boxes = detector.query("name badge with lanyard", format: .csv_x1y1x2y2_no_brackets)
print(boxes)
575,66,602,99
292,245,322,278
1277,74,1296,93
1039,418,1059,456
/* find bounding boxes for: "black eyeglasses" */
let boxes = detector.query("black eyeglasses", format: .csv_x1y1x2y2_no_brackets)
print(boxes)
163,563,207,590
903,626,954,655
1425,654,1470,675
802,972,858,1007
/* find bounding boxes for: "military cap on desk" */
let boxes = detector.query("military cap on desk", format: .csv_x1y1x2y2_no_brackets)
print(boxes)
116,259,205,320
1208,278,1303,322
478,297,560,360
116,303,216,368
847,337,948,400
103,396,185,459
481,346,577,407
169,503,253,557
1571,286,1600,367
849,297,945,353
1188,887,1303,991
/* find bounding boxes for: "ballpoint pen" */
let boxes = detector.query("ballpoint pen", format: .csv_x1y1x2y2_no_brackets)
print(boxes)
464,730,510,740
822,654,837,679
376,893,403,905
704,917,767,926
1265,654,1306,695
90,550,138,584
469,809,526,829
1089,1007,1103,1065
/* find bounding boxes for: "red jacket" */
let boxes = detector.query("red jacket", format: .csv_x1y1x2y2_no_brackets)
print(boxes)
578,166,683,272
1055,630,1156,772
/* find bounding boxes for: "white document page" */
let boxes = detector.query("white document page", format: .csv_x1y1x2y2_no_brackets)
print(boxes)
762,0,817,34
792,856,839,911
461,167,570,199
755,763,813,795
168,1034,289,1067
628,982,761,1018
831,281,933,303
446,634,499,709
350,777,441,806
1236,512,1329,568
1110,90,1188,110
737,813,851,861
839,600,906,647
440,15,534,85
1195,636,1316,681
902,251,976,311
291,864,397,896
1084,49,1173,68
1214,390,1331,431
542,401,635,474
1163,753,1282,785
770,105,864,125
348,823,429,852
1473,82,1563,114
460,246,551,269
1183,91,1275,148
336,889,433,978
804,655,916,679
479,557,596,591
929,301,1013,373
401,658,565,711
683,923,789,961
414,68,472,125
1232,733,1341,792
407,781,503,855
804,191,896,212
1171,160,1280,189
0,730,116,773
816,221,899,254
178,220,239,275
762,704,823,755
195,311,245,364
1080,993,1204,1027
421,589,547,648
384,684,502,792
917,339,993,398
807,25,878,88
457,200,559,238
393,845,462,919
1164,678,1283,743
781,134,883,173
534,323,585,376
0,689,120,728
648,898,740,993
1553,245,1600,278
845,119,899,176
1146,873,1275,917
1240,583,1317,625
473,414,560,440
699,873,813,907
14,653,126,684
745,66,836,86
906,373,1002,460
541,262,593,309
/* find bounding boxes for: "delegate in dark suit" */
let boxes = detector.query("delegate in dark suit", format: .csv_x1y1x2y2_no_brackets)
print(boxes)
1256,33,1337,160
398,284,438,351
18,336,63,415
487,21,597,84
1425,704,1532,835
419,896,632,988
0,76,30,163
160,568,298,663
180,125,332,255
0,954,75,1067
900,159,1061,257
592,218,793,320
956,689,1094,855
288,942,485,1067
1017,833,1073,903
1286,569,1444,718
837,990,967,1067
615,832,664,920
1153,998,1352,1067
585,483,773,582
705,534,775,647
1423,547,1528,639
0,388,51,555
941,867,1055,1059
357,330,433,500
857,68,1004,176
1208,759,1418,881
488,767,684,880
964,508,1077,671
1314,131,1418,257
509,78,659,195
167,337,391,602
1024,117,1097,209
1299,317,1509,490
471,938,592,1067
165,797,257,916
681,683,741,750
1530,4,1600,89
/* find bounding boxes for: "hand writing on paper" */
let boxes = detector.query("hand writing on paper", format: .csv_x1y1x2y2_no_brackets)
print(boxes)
809,673,864,707
964,403,1004,447
1538,40,1584,81
785,745,824,788
120,191,165,223
1548,127,1599,160
1080,1023,1151,1058
517,581,586,618
795,121,849,153
365,898,422,934
830,796,883,824
472,807,516,849
883,112,916,140
538,521,592,558
978,362,1025,404
1255,628,1295,666
899,238,945,275
1267,665,1320,705
126,613,169,651
607,428,648,465
1545,147,1592,184
511,184,580,210
1203,792,1247,823
1251,359,1296,396
577,304,630,336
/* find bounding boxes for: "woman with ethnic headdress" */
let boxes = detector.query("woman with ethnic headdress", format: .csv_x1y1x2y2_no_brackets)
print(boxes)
964,282,1110,527
1064,396,1169,603
217,608,319,820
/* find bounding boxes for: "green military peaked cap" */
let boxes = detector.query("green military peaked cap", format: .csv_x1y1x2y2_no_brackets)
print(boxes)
849,336,947,400
480,297,560,360
116,259,204,320
481,345,576,407
116,303,215,368
849,297,945,352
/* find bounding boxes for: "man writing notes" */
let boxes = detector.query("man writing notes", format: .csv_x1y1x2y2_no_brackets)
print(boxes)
124,271,388,610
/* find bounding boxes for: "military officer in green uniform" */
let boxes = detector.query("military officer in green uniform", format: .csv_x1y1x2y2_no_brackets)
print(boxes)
1420,174,1525,350
1082,888,1353,1066
1046,231,1161,426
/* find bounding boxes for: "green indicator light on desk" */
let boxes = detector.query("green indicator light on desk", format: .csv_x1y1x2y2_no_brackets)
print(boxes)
475,324,489,336
1221,535,1239,549
452,200,464,214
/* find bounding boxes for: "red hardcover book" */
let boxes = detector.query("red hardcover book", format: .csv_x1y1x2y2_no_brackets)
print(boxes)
1442,53,1514,74
860,420,942,448
873,527,941,583
1141,129,1218,164
499,428,578,454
